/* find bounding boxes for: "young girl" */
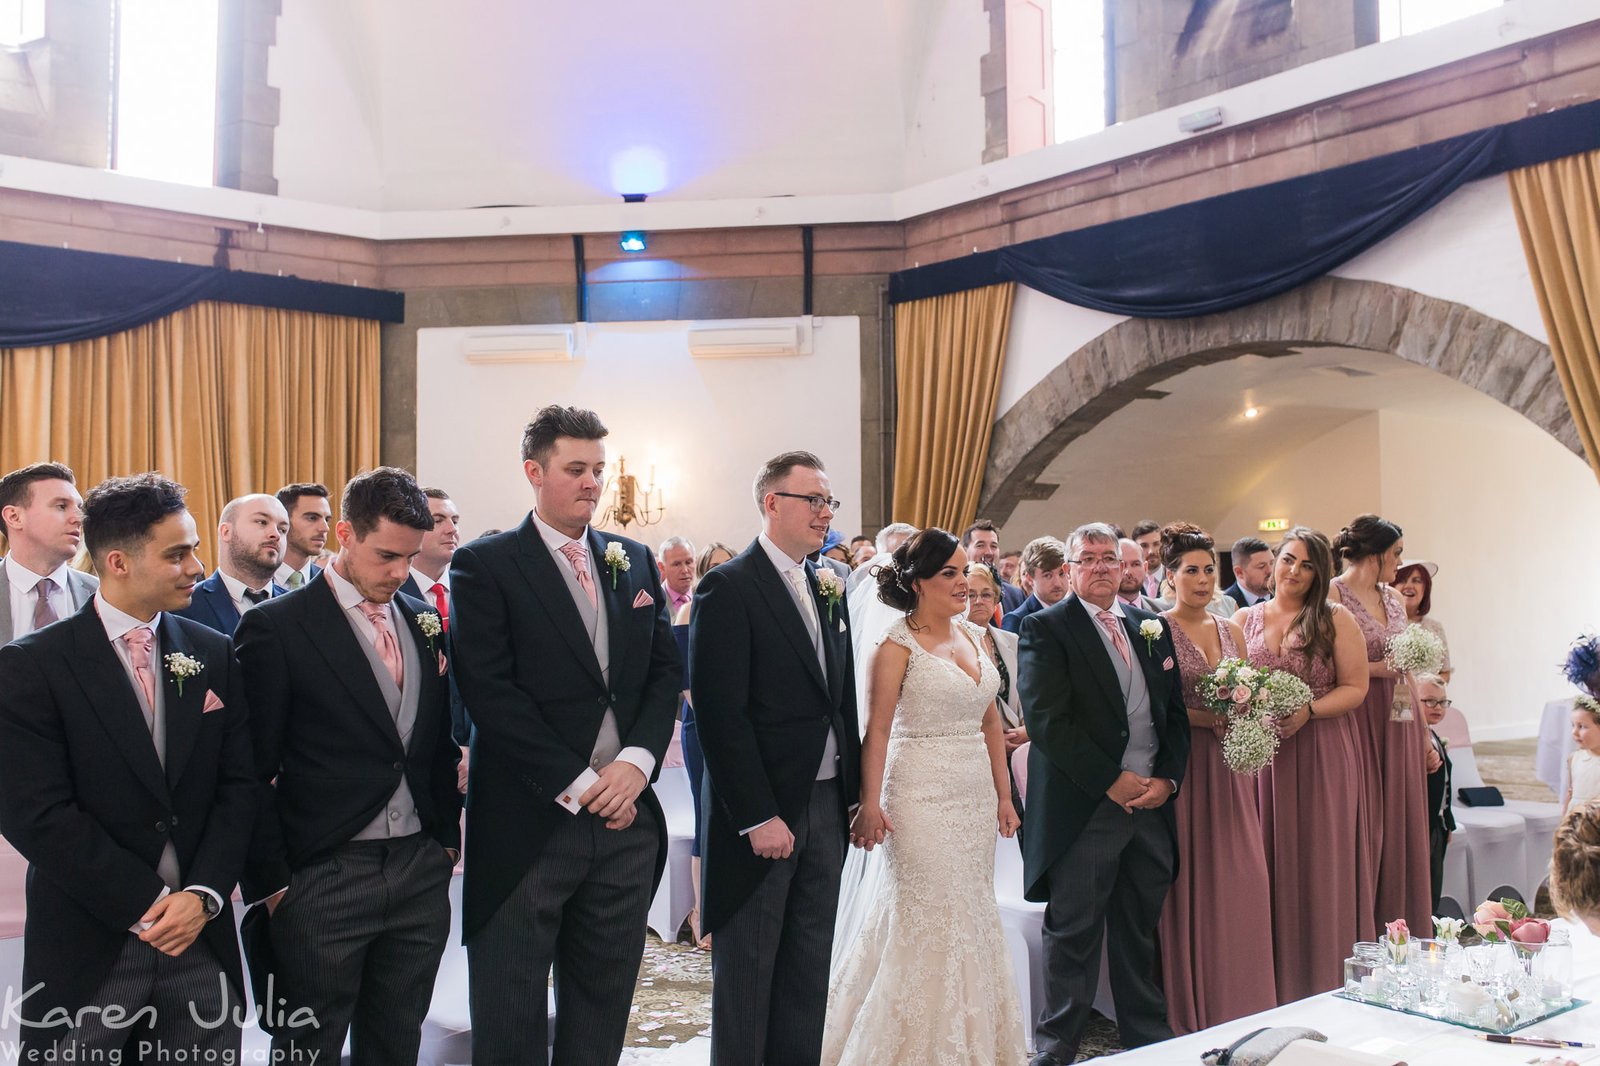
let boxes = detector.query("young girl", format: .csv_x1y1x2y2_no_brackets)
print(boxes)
1564,698,1600,815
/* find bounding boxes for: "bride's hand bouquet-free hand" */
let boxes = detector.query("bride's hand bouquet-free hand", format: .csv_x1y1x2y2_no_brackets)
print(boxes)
1198,658,1309,775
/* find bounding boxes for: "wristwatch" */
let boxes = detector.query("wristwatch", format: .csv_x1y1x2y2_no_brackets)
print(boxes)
185,888,223,920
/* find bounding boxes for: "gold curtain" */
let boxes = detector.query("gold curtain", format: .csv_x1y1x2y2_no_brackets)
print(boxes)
1508,150,1600,483
0,301,381,566
891,282,1016,531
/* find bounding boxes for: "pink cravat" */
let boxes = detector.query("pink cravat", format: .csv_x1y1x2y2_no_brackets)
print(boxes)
122,626,158,716
1097,609,1132,668
359,601,405,689
559,541,598,610
32,579,59,631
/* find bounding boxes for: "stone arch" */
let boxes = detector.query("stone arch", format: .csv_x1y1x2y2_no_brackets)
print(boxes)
978,276,1577,525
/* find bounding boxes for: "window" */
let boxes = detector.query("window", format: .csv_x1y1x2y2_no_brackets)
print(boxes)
1051,0,1108,144
0,0,44,48
112,0,219,185
1378,0,1504,41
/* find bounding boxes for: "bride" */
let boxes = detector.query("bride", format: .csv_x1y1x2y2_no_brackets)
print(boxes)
821,528,1026,1066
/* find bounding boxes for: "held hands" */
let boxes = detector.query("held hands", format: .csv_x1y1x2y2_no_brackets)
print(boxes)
457,746,471,794
1127,777,1173,810
138,891,207,956
580,762,648,828
1274,705,1312,740
997,799,1020,838
1002,726,1029,753
849,805,894,851
1211,712,1228,742
749,817,796,860
1107,770,1150,812
1425,744,1443,773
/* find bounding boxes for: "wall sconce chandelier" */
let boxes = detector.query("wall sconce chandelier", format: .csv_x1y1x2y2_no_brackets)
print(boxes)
599,456,664,529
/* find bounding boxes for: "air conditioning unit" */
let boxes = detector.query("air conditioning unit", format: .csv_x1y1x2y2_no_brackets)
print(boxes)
462,325,584,363
688,318,814,359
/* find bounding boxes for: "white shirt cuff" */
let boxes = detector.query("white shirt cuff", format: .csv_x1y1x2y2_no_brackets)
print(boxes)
557,767,600,814
740,816,776,837
613,746,657,781
132,885,171,932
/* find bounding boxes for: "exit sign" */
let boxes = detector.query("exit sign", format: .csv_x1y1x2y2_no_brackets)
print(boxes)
1258,518,1289,532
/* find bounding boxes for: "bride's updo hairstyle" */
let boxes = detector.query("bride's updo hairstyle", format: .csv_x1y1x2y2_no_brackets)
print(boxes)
1158,521,1214,574
1332,513,1402,564
877,527,960,614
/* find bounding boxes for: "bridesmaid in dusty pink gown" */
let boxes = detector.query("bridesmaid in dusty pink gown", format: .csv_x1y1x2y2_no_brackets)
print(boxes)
1157,523,1276,1032
1237,527,1371,1004
1333,515,1432,935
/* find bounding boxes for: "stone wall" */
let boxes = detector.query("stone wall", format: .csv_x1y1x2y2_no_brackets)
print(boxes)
0,0,113,169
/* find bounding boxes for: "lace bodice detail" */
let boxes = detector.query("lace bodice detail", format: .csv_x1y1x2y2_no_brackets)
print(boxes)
1169,616,1238,710
880,618,1002,738
1332,578,1406,662
1242,603,1336,700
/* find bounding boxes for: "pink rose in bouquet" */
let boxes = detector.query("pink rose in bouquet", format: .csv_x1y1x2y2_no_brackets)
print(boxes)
1384,918,1409,944
1508,917,1550,945
1231,685,1253,705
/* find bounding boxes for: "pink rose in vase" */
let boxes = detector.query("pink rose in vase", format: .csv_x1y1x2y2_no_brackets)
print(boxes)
1384,918,1409,944
1508,918,1550,946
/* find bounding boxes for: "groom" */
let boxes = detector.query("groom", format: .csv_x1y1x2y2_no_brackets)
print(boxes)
1019,522,1190,1064
691,450,861,1066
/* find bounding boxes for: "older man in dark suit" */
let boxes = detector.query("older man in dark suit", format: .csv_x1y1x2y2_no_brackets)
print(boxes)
0,473,256,1061
236,467,462,1065
1020,522,1190,1066
451,405,680,1066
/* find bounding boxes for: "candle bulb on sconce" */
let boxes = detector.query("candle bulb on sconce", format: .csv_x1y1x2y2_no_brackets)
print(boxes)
598,455,664,530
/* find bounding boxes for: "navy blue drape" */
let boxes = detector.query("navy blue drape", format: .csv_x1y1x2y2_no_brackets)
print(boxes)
889,98,1600,317
0,240,404,347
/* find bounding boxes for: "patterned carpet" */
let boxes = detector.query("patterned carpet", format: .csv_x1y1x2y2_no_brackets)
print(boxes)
618,738,1547,1061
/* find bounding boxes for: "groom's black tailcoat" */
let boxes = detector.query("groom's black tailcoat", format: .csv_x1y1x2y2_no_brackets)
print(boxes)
689,539,861,932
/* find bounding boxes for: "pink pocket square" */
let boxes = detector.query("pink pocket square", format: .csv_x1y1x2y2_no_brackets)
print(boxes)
632,589,655,608
438,652,449,677
1161,657,1175,671
202,689,225,713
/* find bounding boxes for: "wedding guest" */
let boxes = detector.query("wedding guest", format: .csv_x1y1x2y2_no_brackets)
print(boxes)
1020,522,1189,1063
451,406,679,1063
1117,538,1164,613
964,519,1026,613
398,488,471,783
1157,523,1276,1033
998,550,1022,587
1394,560,1452,681
966,563,1023,742
1001,536,1068,633
818,529,853,575
1563,699,1600,815
848,522,916,593
0,462,97,643
0,474,255,1061
1550,803,1600,936
1236,527,1369,1002
849,536,876,567
675,538,734,950
1414,673,1455,913
176,494,289,636
273,482,331,589
236,468,462,1065
1332,515,1429,936
1132,519,1163,598
658,535,696,618
1223,537,1273,608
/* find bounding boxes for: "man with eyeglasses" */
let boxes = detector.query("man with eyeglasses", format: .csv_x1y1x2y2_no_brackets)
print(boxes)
1416,672,1455,913
1017,522,1189,1065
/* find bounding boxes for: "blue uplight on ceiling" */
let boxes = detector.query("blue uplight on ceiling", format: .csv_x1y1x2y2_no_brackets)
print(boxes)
619,231,648,253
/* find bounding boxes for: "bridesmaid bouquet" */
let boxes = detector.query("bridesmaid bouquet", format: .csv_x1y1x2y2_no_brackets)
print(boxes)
1384,623,1446,676
1198,659,1309,775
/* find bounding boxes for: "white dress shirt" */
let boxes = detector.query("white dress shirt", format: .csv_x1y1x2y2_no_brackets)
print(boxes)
92,594,225,925
530,510,657,813
217,570,273,616
409,566,450,606
6,557,74,639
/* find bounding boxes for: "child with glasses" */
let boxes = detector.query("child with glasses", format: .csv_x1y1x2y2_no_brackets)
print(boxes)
1413,672,1455,912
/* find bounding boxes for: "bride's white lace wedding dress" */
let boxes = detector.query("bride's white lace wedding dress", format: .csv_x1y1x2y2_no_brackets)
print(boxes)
821,617,1026,1066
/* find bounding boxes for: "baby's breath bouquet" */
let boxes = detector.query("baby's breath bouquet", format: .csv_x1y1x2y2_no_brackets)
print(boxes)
1198,658,1277,775
1385,623,1446,676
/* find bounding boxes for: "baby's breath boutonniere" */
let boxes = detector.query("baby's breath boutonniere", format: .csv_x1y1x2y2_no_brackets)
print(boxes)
416,611,443,653
815,569,844,624
1138,618,1163,654
165,652,203,697
603,542,630,590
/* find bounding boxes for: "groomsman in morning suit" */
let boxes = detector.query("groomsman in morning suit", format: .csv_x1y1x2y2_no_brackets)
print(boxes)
235,468,462,1065
451,406,680,1065
0,474,256,1060
691,451,861,1066
175,493,289,636
0,462,97,644
273,482,331,590
1019,522,1190,1065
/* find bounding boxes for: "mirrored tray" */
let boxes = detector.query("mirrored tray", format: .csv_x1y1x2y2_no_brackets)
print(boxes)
1332,991,1589,1035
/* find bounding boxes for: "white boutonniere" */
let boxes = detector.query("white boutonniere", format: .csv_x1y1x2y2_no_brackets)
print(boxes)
815,569,844,624
416,611,443,653
165,652,203,697
603,542,630,590
1138,618,1163,654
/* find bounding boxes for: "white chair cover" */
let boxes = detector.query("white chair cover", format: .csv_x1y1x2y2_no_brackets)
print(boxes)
647,769,698,942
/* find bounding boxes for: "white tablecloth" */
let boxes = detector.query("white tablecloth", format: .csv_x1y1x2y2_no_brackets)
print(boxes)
1537,697,1578,800
1095,919,1600,1063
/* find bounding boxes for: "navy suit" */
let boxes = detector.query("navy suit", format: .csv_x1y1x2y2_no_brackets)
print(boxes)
1222,581,1268,608
175,571,285,636
1000,580,1027,614
1001,593,1046,633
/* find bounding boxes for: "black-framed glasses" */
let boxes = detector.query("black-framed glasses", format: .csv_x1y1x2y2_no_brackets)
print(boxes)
771,492,841,513
1419,697,1453,708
